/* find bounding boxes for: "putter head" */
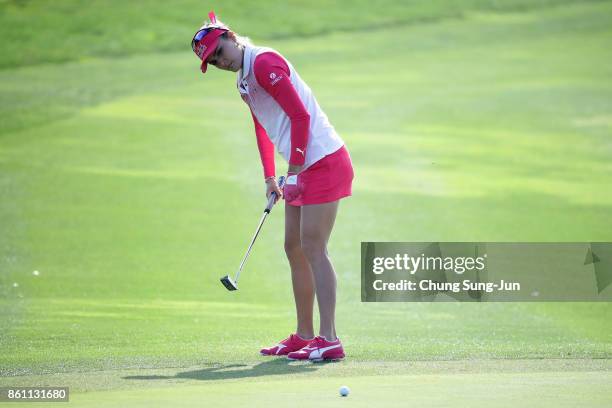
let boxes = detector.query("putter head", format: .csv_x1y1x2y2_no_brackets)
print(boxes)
220,275,238,291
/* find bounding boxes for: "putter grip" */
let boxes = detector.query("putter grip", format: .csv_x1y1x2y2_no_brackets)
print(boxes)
265,175,286,213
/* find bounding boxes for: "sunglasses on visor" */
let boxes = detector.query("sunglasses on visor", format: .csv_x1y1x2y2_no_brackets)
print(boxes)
191,29,210,52
191,26,227,52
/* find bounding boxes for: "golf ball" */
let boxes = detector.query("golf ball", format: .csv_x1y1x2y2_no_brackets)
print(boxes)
339,385,350,397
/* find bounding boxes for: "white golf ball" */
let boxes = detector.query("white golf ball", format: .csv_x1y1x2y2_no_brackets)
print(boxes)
339,385,350,397
33,270,40,276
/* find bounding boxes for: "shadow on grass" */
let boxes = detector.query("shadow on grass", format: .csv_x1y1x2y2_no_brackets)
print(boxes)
122,358,337,382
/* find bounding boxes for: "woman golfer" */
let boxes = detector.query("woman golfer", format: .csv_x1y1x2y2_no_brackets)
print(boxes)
192,12,353,361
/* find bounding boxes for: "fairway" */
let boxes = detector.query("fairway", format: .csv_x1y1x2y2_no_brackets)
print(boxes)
1,1,612,407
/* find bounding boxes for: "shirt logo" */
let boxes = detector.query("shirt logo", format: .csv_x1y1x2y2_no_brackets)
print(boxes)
296,148,305,156
269,72,283,86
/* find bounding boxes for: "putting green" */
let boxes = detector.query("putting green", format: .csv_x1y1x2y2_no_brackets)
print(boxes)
1,1,612,407
3,360,611,407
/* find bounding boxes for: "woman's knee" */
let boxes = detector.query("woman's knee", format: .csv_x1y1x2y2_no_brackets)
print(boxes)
284,238,302,257
300,235,327,262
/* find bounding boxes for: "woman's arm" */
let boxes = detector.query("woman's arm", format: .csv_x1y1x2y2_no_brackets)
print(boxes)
253,52,310,173
250,109,276,179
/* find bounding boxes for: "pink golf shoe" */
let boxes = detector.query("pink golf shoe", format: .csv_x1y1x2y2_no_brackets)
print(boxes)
260,333,313,356
286,336,345,362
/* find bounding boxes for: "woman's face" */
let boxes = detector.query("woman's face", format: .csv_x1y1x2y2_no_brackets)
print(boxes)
206,36,243,72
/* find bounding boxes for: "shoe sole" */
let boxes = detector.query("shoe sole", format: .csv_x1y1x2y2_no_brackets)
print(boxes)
286,355,345,362
310,356,345,363
262,349,306,357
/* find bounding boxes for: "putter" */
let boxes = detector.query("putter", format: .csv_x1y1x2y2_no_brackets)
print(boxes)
221,176,286,291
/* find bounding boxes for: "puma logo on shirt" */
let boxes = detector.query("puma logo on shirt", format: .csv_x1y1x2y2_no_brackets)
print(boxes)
296,147,305,156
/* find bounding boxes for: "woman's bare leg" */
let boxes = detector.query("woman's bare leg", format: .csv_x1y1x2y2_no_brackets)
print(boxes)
300,201,340,341
284,203,315,340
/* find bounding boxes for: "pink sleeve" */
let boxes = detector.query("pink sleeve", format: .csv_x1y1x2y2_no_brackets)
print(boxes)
253,52,310,166
250,109,276,179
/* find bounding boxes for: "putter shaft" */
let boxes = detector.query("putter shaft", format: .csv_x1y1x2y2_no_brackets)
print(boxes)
221,176,285,290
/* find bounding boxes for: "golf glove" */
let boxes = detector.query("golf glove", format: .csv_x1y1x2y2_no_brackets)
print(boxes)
283,172,301,202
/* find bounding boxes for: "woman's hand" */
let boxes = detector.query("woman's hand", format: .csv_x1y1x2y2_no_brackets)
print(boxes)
265,177,282,204
282,172,301,203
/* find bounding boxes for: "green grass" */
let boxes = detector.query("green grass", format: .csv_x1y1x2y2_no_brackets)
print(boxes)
2,360,611,407
0,0,604,69
1,1,612,406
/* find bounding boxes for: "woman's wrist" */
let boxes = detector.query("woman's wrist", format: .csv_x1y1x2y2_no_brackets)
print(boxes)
265,176,276,183
287,164,302,174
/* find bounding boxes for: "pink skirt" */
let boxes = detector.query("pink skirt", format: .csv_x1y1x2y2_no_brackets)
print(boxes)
286,145,354,206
